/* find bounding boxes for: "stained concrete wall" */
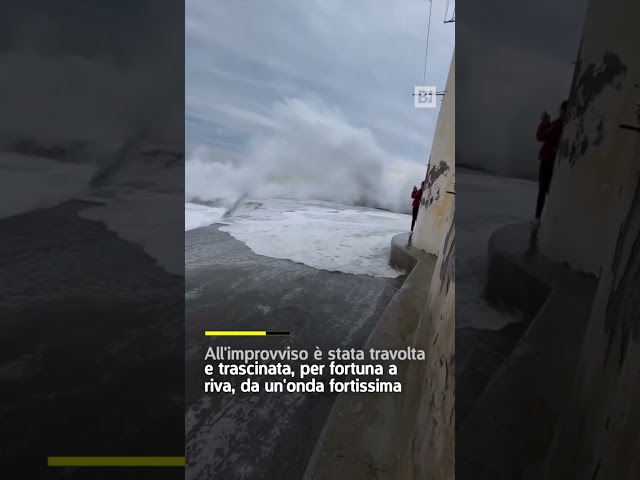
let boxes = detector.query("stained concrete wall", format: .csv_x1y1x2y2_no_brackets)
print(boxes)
412,49,455,255
397,207,455,479
538,0,638,275
543,114,640,480
540,0,640,476
397,48,455,480
388,49,455,480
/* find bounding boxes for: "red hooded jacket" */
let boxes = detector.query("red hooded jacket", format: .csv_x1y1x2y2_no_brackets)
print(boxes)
411,188,423,207
537,118,564,163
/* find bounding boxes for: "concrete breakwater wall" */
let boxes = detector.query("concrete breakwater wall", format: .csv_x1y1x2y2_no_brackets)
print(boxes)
413,49,455,256
302,235,437,479
539,1,640,476
305,48,456,479
397,213,455,479
302,226,454,479
459,0,640,476
395,47,456,479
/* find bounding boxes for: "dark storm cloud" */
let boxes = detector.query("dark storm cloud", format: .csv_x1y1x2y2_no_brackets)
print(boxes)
457,0,588,178
186,0,455,167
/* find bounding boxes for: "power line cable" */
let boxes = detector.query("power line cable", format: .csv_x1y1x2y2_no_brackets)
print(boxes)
422,0,433,86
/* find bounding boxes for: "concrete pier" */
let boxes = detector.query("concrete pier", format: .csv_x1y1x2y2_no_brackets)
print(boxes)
303,234,436,479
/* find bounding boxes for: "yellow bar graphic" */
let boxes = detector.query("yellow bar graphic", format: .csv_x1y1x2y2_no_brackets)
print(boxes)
205,331,267,336
47,456,185,467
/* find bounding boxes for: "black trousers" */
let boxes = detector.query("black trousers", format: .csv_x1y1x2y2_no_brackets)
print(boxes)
411,205,419,231
535,160,554,219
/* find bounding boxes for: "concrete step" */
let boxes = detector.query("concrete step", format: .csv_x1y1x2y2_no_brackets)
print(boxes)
457,223,597,480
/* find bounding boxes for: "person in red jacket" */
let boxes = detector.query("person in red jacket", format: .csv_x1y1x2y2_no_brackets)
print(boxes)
410,181,425,234
533,100,567,225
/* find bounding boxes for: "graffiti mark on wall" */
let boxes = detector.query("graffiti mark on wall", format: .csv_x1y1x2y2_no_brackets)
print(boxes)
560,51,628,167
603,176,640,373
422,160,450,209
439,213,455,296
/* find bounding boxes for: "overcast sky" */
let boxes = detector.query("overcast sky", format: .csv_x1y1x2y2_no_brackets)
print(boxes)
186,0,455,170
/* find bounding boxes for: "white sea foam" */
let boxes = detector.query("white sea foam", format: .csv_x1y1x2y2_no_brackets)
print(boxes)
80,190,184,276
205,198,410,278
186,98,425,216
78,145,184,276
0,152,96,220
184,97,425,279
185,202,227,231
457,168,537,330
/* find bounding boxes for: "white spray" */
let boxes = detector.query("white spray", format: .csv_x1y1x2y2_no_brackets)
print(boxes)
186,98,425,215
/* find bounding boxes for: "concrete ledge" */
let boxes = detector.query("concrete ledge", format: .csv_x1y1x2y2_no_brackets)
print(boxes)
303,233,436,479
486,224,552,318
389,232,423,272
457,223,598,479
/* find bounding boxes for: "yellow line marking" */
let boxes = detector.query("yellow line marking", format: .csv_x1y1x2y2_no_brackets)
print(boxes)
204,331,267,336
47,456,185,467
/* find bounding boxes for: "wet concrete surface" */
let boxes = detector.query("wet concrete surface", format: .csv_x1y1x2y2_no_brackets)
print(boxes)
455,171,538,429
456,323,527,428
185,224,403,480
456,223,544,429
0,201,184,480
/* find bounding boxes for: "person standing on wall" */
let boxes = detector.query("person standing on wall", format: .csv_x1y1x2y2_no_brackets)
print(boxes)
533,100,568,226
410,181,425,237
